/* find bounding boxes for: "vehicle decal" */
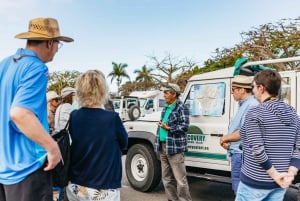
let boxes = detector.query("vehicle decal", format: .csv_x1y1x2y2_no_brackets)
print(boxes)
185,152,227,160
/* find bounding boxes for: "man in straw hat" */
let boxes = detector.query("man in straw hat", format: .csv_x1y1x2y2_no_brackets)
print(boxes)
0,17,73,201
219,75,259,195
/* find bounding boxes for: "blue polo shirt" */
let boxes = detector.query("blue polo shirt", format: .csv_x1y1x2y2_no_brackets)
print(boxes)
228,95,259,154
0,48,49,184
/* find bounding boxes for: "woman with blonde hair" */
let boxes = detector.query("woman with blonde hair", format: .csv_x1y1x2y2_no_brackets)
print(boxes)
66,70,128,201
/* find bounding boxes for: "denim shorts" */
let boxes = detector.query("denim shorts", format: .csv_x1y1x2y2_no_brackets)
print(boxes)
235,181,286,201
230,153,242,194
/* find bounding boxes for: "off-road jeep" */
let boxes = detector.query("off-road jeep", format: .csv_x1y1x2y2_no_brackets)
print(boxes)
122,57,300,192
113,96,142,121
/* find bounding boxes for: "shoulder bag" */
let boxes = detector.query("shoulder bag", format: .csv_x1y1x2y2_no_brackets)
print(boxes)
51,120,71,187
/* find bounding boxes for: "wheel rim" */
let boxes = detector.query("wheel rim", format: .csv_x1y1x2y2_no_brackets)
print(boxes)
131,153,148,181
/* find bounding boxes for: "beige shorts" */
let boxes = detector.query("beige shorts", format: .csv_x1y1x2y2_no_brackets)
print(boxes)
66,182,120,201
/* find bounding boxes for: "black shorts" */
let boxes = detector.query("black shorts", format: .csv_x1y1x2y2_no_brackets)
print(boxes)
0,166,53,201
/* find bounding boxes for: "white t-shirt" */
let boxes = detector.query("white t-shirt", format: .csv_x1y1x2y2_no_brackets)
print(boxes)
54,103,72,131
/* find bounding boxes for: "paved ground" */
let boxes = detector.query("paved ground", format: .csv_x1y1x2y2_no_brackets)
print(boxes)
121,156,299,201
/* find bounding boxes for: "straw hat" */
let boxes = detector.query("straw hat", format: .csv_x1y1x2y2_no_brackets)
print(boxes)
46,91,60,102
15,17,74,42
232,75,253,89
61,87,76,98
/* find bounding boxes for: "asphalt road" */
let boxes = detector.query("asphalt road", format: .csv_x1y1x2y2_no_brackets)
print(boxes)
120,156,299,201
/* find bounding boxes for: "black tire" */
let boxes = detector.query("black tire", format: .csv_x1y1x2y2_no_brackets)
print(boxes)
125,144,161,192
128,105,141,121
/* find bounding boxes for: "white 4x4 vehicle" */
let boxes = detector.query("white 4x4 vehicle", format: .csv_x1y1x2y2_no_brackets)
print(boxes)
113,96,142,121
130,90,165,115
123,57,300,192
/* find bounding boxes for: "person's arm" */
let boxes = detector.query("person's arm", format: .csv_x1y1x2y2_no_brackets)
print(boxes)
159,121,170,130
115,114,128,150
243,109,290,187
266,166,289,188
286,118,300,184
288,166,298,176
220,142,230,150
243,111,269,163
219,130,239,150
168,103,189,134
220,130,240,144
10,107,61,171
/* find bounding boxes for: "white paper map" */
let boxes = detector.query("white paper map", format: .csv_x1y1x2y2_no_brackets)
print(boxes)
191,83,225,116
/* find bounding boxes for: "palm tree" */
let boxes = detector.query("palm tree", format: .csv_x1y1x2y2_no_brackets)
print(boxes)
108,62,130,95
134,65,154,82
134,65,156,90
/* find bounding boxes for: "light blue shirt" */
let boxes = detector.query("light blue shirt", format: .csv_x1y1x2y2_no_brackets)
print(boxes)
71,100,79,111
228,95,259,154
0,49,48,184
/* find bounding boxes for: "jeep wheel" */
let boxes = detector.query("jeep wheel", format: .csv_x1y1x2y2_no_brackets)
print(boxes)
125,144,161,192
128,105,141,121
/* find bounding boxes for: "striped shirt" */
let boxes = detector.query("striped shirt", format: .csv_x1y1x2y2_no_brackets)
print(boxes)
240,99,300,189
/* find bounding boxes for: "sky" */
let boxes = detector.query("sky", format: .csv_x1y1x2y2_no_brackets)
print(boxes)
0,0,299,92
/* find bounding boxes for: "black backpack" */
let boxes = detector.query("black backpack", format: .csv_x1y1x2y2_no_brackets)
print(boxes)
51,120,71,188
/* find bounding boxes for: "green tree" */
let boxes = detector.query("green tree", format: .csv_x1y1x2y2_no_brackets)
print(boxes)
201,47,243,73
174,65,202,90
133,65,156,90
119,81,139,96
47,70,81,93
134,65,154,82
108,62,130,95
238,17,300,70
202,17,300,72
